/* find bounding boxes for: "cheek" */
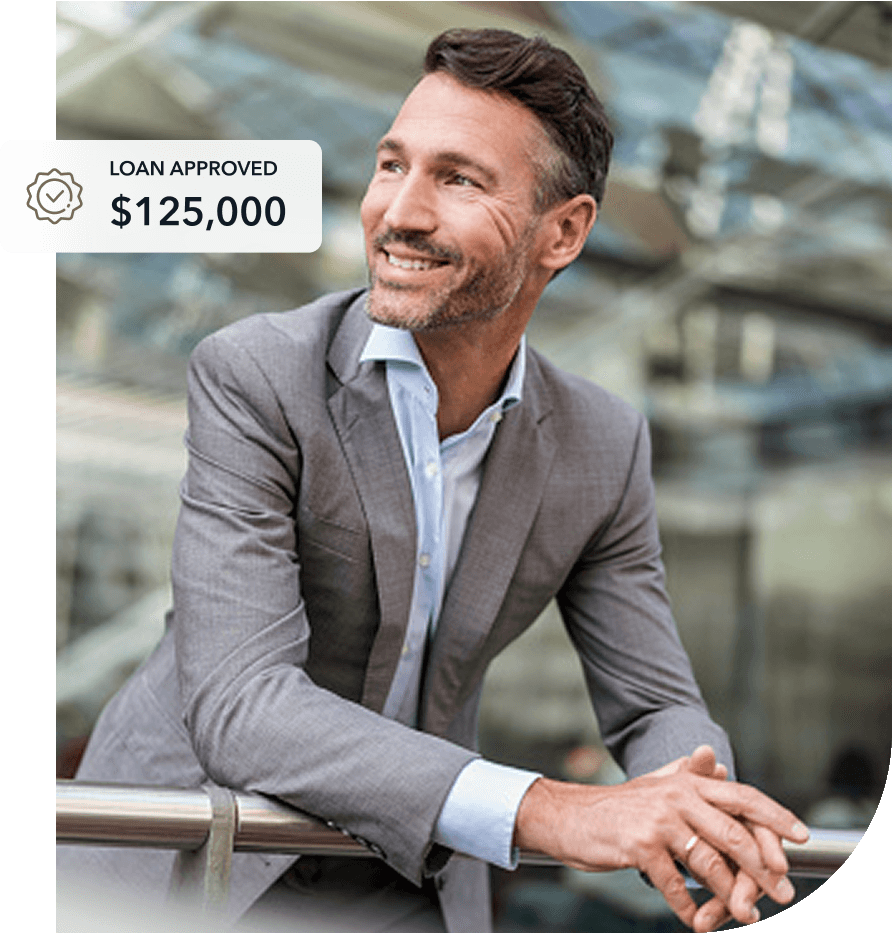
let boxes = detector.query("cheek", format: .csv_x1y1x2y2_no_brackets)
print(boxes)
359,202,383,265
476,200,528,252
360,185,384,236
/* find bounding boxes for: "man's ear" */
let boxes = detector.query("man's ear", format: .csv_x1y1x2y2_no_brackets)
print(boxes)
538,194,598,273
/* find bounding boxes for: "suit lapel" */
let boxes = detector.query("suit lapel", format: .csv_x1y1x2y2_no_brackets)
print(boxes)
327,301,557,728
326,295,417,713
421,354,556,736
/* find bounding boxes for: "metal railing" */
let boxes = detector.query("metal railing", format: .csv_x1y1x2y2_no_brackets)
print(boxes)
57,779,864,914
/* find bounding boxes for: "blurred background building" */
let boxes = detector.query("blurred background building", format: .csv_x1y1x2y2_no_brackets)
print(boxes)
56,2,891,928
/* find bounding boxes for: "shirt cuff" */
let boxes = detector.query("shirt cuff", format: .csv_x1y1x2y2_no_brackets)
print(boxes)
432,758,541,870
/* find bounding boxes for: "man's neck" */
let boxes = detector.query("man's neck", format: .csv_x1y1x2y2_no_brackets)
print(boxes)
414,322,524,440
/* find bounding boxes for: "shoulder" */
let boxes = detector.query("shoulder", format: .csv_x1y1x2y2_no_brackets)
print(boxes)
187,288,369,404
192,287,366,369
183,289,369,445
527,345,646,452
185,288,368,421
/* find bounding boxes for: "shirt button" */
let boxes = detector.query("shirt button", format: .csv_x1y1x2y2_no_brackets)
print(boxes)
425,461,438,478
489,411,502,424
418,553,431,568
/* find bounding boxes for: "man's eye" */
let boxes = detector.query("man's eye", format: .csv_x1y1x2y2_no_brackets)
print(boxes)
450,173,477,187
379,160,405,174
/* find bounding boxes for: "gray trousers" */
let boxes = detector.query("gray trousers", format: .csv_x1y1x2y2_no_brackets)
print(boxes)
238,857,446,933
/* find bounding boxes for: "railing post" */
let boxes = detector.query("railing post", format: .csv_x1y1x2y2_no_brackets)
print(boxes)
168,784,237,913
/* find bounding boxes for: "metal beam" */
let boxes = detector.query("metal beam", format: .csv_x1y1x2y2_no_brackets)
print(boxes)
57,779,864,876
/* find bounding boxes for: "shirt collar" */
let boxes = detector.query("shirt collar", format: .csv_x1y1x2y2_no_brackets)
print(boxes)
360,323,526,411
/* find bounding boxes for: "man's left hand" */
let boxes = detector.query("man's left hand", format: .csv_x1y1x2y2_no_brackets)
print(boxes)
655,746,795,931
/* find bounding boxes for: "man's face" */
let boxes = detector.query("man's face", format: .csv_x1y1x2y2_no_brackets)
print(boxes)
360,72,550,332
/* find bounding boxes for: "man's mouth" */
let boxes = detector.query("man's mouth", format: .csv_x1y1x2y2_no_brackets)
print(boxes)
384,251,446,272
374,231,460,275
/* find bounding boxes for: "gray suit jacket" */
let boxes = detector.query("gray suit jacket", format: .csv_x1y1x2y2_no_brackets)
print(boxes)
62,288,732,932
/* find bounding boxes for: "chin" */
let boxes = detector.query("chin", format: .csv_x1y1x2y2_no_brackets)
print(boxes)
365,283,442,332
366,280,509,334
366,292,417,331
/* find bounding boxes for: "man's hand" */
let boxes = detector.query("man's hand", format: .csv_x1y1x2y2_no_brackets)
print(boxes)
671,747,789,930
514,746,809,932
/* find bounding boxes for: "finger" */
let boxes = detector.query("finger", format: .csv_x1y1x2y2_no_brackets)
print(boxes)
645,851,698,928
682,837,735,907
681,793,764,874
692,895,731,933
694,824,784,905
692,815,796,908
718,839,793,915
692,781,808,904
649,755,689,778
695,777,810,843
648,748,728,781
685,746,728,782
684,838,763,927
679,795,791,901
688,745,717,777
728,871,765,924
694,868,769,932
749,820,789,875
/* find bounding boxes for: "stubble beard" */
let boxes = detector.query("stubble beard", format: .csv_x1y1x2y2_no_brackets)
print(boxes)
365,227,535,334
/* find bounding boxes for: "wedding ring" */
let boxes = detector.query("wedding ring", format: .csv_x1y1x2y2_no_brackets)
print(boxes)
684,834,699,855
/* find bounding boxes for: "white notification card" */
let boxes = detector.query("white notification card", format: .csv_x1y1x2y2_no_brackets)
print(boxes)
2,140,321,252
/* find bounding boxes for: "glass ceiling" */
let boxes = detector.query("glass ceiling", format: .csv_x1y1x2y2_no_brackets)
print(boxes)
57,2,892,255
555,1,892,260
56,1,892,432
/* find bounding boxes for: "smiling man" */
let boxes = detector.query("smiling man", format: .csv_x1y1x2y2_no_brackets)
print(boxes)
60,28,808,933
362,76,546,335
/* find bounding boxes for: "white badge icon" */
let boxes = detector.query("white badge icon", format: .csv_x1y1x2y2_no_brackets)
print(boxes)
27,169,84,223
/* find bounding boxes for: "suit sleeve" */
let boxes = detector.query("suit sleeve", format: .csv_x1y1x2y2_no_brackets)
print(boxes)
172,331,475,884
556,415,735,779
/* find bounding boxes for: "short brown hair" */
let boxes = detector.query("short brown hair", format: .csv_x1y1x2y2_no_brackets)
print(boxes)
424,28,614,209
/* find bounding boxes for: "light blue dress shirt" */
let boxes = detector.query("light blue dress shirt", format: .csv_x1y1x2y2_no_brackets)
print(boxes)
360,324,541,870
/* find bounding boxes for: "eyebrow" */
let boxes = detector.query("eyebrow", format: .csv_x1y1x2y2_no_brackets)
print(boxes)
376,137,498,186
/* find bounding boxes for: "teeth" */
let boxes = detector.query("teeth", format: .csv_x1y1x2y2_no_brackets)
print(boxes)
386,253,437,271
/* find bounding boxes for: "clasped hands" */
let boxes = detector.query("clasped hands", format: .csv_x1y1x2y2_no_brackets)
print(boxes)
515,745,809,932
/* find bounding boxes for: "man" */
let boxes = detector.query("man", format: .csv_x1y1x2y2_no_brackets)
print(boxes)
60,28,809,933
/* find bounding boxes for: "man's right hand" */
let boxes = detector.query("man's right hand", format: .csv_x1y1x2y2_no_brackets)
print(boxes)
514,750,809,932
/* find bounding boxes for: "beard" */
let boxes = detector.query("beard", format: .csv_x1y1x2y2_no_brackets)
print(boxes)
365,227,535,333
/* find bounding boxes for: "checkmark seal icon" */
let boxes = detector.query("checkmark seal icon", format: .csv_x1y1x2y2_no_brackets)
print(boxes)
27,169,83,223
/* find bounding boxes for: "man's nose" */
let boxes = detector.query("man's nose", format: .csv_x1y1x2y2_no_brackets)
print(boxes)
382,171,437,233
